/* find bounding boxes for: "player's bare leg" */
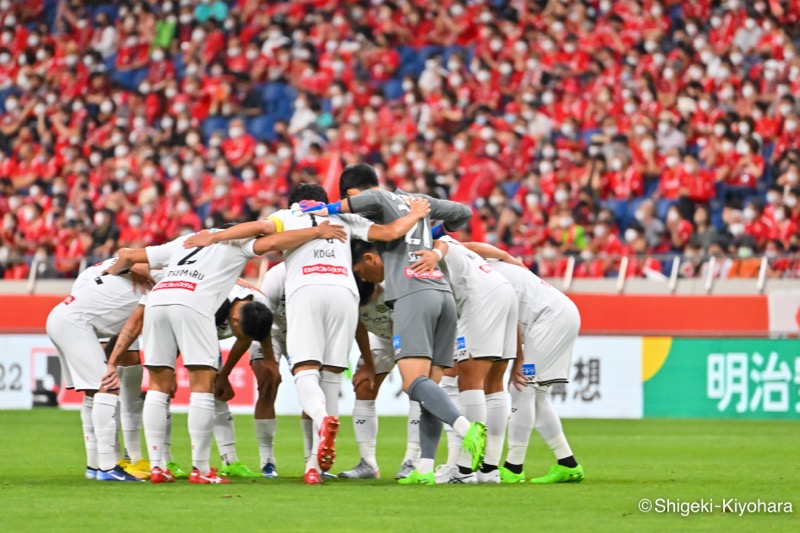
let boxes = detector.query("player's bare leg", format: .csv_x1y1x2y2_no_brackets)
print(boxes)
477,360,509,483
252,358,281,477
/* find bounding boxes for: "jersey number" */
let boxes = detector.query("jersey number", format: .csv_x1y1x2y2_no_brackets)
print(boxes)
178,247,204,266
405,218,431,248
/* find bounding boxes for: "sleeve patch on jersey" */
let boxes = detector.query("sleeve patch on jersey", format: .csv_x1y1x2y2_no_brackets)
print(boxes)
393,335,401,354
267,215,284,233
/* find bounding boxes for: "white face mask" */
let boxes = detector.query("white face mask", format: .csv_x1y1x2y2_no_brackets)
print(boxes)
624,228,638,242
554,189,569,203
559,216,573,228
728,222,745,236
667,211,680,223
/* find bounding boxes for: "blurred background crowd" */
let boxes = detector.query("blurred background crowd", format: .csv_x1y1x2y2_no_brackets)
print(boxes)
0,0,799,281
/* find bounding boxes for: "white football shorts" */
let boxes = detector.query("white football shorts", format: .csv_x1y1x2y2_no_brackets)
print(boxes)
285,285,358,370
455,282,519,362
143,304,219,369
521,299,581,385
46,304,106,391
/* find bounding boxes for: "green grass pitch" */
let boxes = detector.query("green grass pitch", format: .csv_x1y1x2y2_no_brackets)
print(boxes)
0,410,797,532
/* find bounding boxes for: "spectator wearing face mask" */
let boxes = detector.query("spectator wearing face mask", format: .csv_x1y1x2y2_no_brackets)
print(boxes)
550,208,587,254
743,198,773,249
666,205,694,252
726,236,762,278
769,205,796,247
90,208,119,258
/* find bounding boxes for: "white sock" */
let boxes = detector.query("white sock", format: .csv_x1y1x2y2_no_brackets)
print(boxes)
506,385,536,466
306,419,321,474
418,458,435,475
163,405,173,463
534,386,573,460
484,392,509,467
143,391,170,469
402,400,421,464
320,370,341,418
301,418,314,463
188,392,216,473
213,399,238,465
353,399,378,469
440,376,462,466
92,393,119,471
81,396,98,469
294,369,327,427
254,419,277,468
114,400,122,461
118,364,144,463
457,389,487,470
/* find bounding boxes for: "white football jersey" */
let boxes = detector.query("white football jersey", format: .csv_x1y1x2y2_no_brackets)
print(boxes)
439,236,511,310
261,262,287,343
145,234,258,317
489,260,570,327
266,210,373,300
216,279,269,340
359,282,393,340
59,258,143,337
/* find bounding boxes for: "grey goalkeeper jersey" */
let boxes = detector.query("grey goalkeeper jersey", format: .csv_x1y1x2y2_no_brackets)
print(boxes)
347,188,472,303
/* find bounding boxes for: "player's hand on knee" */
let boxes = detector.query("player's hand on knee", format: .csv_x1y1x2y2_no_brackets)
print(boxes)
353,363,376,392
101,364,120,391
215,374,235,401
316,220,347,242
411,250,440,274
183,229,214,248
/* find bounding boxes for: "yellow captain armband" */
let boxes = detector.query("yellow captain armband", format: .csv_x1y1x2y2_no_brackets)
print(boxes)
267,216,283,233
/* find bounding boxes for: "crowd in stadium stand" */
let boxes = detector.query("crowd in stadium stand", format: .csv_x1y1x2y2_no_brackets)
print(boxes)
0,0,799,281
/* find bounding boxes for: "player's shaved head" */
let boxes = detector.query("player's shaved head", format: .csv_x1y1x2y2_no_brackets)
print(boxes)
288,183,329,205
339,163,379,198
239,301,273,342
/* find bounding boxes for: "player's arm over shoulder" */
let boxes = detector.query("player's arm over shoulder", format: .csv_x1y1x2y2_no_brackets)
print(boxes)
345,189,383,218
463,241,526,268
424,195,472,231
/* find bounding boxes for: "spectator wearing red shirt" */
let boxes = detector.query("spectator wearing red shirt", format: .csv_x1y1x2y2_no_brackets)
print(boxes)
222,118,255,169
768,205,796,247
53,219,87,276
666,204,693,251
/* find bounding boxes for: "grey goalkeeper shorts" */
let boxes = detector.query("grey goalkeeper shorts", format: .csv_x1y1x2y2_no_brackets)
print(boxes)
390,289,457,368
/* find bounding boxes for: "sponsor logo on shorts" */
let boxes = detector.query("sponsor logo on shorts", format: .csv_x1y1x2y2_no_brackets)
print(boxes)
522,363,536,383
153,280,197,292
404,267,444,280
479,264,494,273
393,335,401,355
62,295,75,305
302,264,348,276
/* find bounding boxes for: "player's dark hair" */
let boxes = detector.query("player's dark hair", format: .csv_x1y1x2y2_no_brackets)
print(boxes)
351,239,377,266
214,299,232,328
339,163,379,198
239,301,273,342
288,183,329,205
355,275,376,307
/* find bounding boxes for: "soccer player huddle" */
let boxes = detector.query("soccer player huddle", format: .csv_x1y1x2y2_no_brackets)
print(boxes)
47,163,584,486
